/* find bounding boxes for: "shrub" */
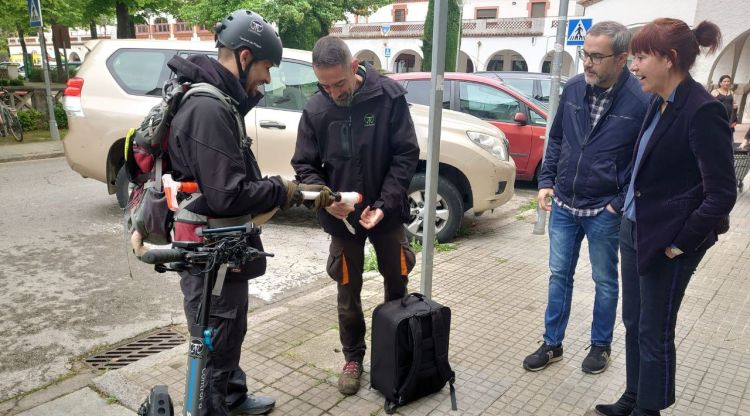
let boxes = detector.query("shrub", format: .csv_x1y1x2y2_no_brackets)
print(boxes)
17,109,46,131
55,104,68,129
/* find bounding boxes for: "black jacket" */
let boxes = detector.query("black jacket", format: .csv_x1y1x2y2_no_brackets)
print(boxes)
630,77,736,273
539,67,650,211
167,54,286,218
292,63,419,237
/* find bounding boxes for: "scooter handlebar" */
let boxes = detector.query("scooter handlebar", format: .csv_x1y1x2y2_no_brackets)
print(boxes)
141,249,185,264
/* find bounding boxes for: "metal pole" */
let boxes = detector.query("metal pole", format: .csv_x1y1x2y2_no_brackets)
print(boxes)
38,31,60,141
573,45,581,74
532,0,569,235
420,0,449,298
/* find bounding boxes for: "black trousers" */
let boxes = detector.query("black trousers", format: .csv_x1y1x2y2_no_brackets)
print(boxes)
180,270,250,416
326,226,416,363
620,217,705,410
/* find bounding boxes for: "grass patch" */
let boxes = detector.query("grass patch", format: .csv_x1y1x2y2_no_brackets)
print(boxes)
0,128,67,145
516,197,539,220
364,238,458,272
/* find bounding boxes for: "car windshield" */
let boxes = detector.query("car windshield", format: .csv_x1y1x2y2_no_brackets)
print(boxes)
501,83,549,112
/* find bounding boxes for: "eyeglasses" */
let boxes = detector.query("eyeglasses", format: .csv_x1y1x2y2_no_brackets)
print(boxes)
578,49,616,64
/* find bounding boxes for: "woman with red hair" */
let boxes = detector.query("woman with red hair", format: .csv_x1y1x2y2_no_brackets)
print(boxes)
595,18,737,416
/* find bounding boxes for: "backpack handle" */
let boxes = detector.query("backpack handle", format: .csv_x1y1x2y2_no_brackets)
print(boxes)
400,292,425,307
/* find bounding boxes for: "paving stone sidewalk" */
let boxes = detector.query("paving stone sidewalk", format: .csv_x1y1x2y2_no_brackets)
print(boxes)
84,187,750,416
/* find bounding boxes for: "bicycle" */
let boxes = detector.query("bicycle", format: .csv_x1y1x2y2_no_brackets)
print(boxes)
0,88,23,142
137,224,273,416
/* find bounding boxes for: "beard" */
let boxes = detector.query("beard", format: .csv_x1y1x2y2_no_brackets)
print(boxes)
333,92,353,107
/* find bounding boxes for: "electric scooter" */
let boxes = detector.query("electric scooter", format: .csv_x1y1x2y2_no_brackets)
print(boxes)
137,224,272,416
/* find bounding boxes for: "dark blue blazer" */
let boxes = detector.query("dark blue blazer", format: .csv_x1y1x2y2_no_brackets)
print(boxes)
631,77,736,273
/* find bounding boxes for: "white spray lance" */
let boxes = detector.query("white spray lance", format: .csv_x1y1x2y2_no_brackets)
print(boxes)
302,191,362,234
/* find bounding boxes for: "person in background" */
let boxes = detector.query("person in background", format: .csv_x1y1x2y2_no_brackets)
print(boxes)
595,18,737,416
711,74,738,132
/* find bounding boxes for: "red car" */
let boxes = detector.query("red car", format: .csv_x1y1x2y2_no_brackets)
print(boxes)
390,72,548,182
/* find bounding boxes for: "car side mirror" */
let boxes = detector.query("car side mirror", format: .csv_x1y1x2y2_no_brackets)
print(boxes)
513,112,528,125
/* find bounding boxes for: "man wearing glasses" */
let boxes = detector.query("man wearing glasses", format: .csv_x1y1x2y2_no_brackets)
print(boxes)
523,21,649,375
292,36,419,396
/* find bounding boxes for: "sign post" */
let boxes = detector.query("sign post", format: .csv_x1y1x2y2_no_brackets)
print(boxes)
28,0,60,141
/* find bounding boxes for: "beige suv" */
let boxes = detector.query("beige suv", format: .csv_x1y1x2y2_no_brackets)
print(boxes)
62,39,515,242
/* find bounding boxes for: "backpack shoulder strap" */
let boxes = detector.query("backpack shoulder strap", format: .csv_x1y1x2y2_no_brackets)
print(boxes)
182,83,245,144
396,315,423,404
431,308,457,410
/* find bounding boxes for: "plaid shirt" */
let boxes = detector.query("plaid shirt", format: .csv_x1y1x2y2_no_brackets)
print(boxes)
588,85,614,129
552,85,614,217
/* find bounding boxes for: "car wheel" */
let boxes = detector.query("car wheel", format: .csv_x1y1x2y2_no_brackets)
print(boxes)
115,165,131,209
404,174,464,243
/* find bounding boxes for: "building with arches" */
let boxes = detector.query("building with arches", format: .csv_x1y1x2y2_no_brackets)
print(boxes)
332,0,750,122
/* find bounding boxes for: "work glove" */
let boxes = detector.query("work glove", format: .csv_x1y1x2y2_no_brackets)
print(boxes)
298,184,335,210
275,177,303,211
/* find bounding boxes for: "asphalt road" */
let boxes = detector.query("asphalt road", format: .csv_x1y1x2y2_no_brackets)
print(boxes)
0,157,332,403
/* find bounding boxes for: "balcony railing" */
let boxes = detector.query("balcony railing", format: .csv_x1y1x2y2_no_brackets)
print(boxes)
330,17,552,38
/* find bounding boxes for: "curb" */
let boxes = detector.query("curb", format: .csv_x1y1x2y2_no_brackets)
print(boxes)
0,152,65,164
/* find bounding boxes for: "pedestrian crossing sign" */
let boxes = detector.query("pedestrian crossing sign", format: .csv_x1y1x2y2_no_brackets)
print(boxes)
566,18,592,46
28,0,43,27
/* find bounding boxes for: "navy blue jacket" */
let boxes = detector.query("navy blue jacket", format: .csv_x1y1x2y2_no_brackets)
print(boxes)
631,77,736,272
539,68,649,211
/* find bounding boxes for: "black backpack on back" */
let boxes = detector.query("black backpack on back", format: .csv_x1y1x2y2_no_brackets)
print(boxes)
371,293,457,414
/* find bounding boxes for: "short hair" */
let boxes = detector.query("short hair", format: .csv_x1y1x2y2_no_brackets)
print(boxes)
312,36,352,68
587,21,631,55
631,18,721,73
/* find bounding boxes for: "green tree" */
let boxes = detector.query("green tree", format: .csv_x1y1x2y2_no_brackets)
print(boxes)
177,0,389,51
421,0,461,72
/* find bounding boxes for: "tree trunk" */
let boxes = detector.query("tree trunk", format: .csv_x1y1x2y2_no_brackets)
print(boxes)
116,2,130,39
128,18,136,38
16,25,30,78
90,21,98,39
52,31,64,81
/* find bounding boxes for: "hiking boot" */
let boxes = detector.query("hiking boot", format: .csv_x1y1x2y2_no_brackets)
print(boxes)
228,394,276,415
337,361,363,395
522,343,563,371
595,392,636,416
582,345,611,374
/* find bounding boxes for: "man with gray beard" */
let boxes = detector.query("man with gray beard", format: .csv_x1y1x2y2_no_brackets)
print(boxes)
523,21,649,375
291,36,419,396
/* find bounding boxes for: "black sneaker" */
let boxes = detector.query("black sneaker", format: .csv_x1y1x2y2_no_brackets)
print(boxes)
523,343,563,371
582,345,611,374
595,391,636,416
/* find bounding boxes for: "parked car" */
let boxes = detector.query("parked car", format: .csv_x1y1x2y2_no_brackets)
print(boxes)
62,39,515,242
474,71,567,103
391,72,548,182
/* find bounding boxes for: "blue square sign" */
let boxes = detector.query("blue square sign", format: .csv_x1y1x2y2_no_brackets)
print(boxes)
28,0,43,27
566,18,592,46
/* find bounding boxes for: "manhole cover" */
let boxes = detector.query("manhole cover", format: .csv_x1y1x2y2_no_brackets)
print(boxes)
85,329,185,370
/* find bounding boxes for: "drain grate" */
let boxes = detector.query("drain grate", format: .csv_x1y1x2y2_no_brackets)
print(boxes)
85,329,185,370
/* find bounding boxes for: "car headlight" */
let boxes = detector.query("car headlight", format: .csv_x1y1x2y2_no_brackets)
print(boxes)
466,131,509,161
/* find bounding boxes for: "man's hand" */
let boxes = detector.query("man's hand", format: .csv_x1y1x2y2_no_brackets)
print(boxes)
606,203,618,214
325,201,355,219
278,177,303,211
298,184,335,210
538,188,554,212
359,206,384,229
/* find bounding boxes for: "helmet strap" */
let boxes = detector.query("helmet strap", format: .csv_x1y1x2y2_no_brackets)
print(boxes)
234,48,253,88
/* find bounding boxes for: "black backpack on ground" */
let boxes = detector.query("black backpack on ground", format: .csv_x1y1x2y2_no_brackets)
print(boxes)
371,293,457,414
